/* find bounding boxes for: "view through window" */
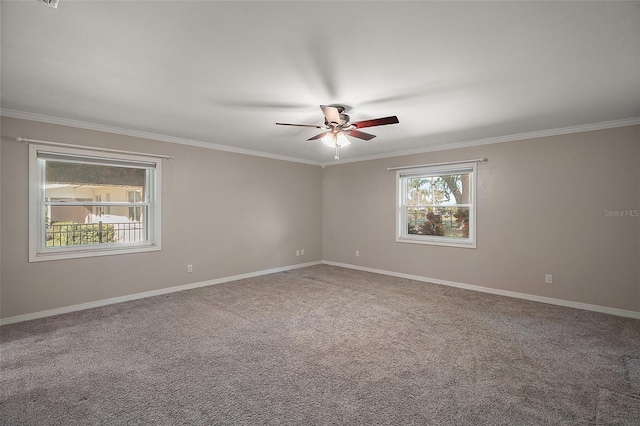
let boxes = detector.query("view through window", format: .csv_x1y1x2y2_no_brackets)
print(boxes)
397,162,476,247
29,145,161,261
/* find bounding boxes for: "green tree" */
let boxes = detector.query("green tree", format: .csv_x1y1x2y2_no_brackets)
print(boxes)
46,222,116,247
434,174,470,204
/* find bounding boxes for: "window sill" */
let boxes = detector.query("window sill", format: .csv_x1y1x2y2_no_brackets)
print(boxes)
29,244,161,262
396,236,476,249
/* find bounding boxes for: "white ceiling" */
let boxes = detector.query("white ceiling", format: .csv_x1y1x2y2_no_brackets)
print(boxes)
2,1,639,164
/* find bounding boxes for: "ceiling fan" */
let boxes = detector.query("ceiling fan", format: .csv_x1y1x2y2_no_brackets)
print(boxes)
276,105,399,160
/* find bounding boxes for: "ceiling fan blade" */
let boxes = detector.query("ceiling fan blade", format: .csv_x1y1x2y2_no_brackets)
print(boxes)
320,105,342,125
348,129,376,141
352,116,399,129
276,122,323,129
307,132,328,141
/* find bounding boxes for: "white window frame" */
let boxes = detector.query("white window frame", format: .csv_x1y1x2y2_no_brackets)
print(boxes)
396,162,477,248
29,144,162,262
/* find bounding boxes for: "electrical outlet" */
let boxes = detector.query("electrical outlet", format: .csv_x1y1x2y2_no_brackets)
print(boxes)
545,274,552,284
187,264,193,273
296,250,300,256
300,249,304,256
355,250,360,257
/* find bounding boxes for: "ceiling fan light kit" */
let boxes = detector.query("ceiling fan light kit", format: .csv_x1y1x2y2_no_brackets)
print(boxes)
321,131,350,148
276,105,399,160
321,131,351,160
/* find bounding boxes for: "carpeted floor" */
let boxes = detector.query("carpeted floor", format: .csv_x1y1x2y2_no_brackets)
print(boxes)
1,264,639,425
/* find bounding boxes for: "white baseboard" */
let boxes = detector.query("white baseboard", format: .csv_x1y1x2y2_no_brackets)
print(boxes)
0,261,322,326
322,261,640,320
2,260,638,325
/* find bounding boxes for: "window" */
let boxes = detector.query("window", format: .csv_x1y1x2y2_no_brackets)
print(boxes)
128,190,142,221
396,162,476,248
95,194,103,216
29,144,161,262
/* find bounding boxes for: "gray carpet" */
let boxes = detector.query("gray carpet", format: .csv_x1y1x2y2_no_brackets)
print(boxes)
1,264,639,425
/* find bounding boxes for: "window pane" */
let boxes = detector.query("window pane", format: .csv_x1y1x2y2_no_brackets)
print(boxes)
127,190,143,221
45,161,145,201
407,207,470,239
45,161,146,186
45,160,146,225
45,206,147,247
406,177,433,205
406,173,471,206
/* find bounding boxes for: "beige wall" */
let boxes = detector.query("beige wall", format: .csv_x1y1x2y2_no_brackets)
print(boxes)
1,118,638,319
0,117,323,318
323,126,640,312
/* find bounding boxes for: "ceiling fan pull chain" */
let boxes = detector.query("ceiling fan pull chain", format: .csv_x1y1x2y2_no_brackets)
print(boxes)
334,143,340,160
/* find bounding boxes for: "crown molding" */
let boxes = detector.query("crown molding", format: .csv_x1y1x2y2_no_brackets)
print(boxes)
319,117,640,167
3,109,637,168
0,109,322,166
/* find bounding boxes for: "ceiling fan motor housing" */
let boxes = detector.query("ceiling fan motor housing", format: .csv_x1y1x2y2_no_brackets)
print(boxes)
325,115,350,128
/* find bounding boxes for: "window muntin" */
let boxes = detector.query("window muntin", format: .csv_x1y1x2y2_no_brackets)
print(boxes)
30,145,161,261
397,163,476,247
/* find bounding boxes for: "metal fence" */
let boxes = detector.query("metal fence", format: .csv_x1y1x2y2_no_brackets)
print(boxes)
46,222,144,246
